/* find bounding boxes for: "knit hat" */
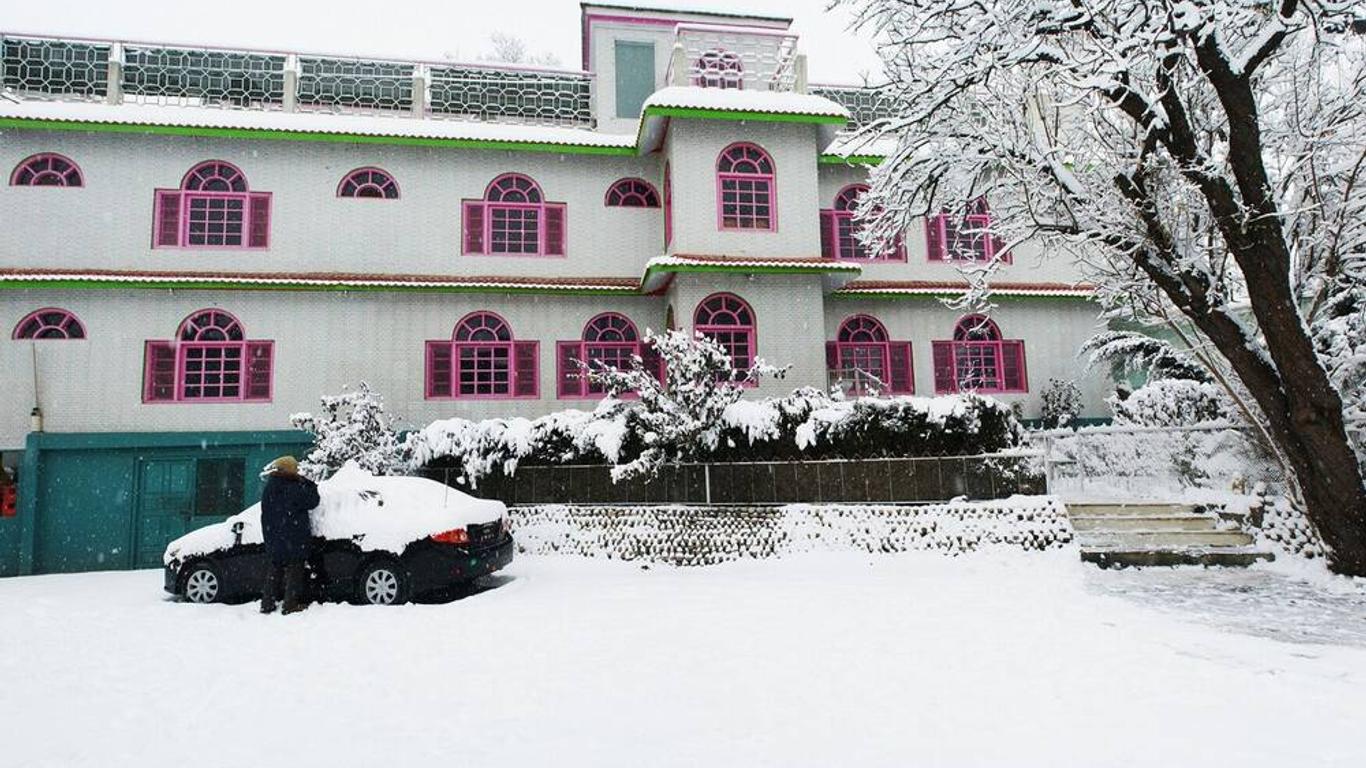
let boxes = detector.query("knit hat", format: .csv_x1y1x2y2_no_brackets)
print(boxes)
263,455,299,477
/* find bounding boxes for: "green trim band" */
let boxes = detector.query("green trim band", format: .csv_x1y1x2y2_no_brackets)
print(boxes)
0,277,642,296
641,106,848,125
0,117,639,156
646,263,858,279
831,291,1095,302
819,154,884,165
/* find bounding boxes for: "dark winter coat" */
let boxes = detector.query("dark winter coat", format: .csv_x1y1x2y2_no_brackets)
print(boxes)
260,475,320,564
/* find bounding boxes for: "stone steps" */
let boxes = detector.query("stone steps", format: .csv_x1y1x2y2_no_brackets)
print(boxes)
1065,501,1272,568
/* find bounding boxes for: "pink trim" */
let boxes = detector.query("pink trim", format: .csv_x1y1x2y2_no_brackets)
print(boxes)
693,49,743,90
663,162,674,248
694,292,757,383
604,177,661,208
926,202,1010,263
337,166,400,199
177,308,246,341
11,307,86,340
462,174,567,257
152,162,269,250
180,160,249,192
716,143,776,232
824,185,905,262
953,314,1002,341
426,311,539,400
932,315,1028,394
9,152,84,187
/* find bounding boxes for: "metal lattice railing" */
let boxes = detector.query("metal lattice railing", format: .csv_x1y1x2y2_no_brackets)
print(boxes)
428,64,594,126
810,84,894,127
122,45,286,109
1,35,109,99
668,23,799,92
1,32,596,127
296,56,414,113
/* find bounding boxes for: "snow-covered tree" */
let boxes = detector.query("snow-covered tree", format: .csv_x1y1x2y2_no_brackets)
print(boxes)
1039,378,1083,428
290,383,407,480
846,0,1366,574
583,329,785,481
1312,257,1366,465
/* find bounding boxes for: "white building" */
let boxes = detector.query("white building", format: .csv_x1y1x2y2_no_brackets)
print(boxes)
0,4,1108,574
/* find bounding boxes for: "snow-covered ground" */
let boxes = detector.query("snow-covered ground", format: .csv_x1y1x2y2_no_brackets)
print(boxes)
2,553,1364,767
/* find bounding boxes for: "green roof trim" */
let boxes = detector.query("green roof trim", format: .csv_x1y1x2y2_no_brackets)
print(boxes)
831,290,1094,302
644,262,858,281
819,154,884,166
0,276,643,296
641,106,848,125
0,117,639,156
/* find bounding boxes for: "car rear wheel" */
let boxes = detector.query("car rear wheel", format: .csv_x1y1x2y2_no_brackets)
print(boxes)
356,560,409,606
182,562,222,604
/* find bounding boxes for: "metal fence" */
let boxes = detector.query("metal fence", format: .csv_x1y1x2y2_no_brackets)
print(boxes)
415,453,1044,506
810,84,894,127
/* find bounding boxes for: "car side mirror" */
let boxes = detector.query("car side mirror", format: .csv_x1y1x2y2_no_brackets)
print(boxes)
231,521,244,546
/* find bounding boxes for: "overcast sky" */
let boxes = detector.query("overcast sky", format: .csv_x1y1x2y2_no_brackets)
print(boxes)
4,0,885,84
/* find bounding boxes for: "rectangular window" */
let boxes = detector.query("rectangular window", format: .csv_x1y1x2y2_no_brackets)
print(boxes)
821,211,906,261
931,340,1027,394
143,340,274,403
556,341,648,398
461,201,566,257
615,41,655,119
194,457,246,517
719,177,773,230
153,190,271,249
926,213,1007,263
827,341,914,395
426,340,539,399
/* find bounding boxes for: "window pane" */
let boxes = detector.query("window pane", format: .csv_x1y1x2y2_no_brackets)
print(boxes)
194,457,245,516
614,41,655,119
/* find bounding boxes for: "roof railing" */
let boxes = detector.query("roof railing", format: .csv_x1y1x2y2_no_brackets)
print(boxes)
0,32,596,127
664,22,801,92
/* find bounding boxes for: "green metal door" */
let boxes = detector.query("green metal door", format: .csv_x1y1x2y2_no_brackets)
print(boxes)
134,459,196,569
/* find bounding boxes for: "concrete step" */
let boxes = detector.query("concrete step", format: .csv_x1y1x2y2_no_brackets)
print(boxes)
1076,529,1256,549
1081,547,1274,568
1066,503,1197,517
1070,514,1219,533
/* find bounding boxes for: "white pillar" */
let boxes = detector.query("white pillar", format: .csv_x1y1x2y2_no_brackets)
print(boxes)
793,53,808,94
670,43,688,87
105,43,123,105
282,54,299,112
411,65,427,117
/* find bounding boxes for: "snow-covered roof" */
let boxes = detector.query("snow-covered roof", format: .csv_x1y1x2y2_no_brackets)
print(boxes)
822,134,894,163
637,86,849,153
643,254,862,292
0,100,637,154
834,280,1096,298
0,268,643,294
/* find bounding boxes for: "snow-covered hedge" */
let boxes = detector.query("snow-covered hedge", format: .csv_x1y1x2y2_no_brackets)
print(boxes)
408,388,1023,486
510,496,1072,566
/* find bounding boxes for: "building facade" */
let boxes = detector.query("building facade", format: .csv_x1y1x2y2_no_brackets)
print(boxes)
0,3,1108,573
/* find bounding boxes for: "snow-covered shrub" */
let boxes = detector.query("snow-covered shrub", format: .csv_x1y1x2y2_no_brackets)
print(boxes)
1039,378,1082,428
408,389,1025,488
1311,270,1366,467
290,383,407,480
1258,492,1328,562
584,329,785,480
1109,379,1239,428
1081,331,1211,383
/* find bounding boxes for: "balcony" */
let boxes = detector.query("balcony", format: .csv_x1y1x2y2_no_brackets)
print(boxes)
1,32,596,127
663,23,800,93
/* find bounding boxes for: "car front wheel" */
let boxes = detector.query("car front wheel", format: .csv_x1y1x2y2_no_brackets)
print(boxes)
182,562,223,604
356,560,409,606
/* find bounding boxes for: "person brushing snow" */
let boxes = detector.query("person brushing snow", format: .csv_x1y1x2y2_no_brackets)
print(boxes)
258,456,320,615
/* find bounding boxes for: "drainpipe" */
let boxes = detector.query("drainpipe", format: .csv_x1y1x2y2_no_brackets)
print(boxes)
29,344,43,433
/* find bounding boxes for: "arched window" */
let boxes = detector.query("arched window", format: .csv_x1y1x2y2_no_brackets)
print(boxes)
143,309,274,403
462,173,566,256
694,49,743,89
663,163,674,247
827,315,914,395
820,184,906,261
337,167,399,199
716,143,775,231
153,161,271,249
556,313,654,398
932,314,1027,394
926,198,1008,263
605,178,660,208
426,312,539,399
695,293,755,374
10,153,83,187
12,308,86,340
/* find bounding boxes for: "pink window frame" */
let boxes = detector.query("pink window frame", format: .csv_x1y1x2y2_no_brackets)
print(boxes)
463,173,565,257
936,315,1028,394
9,152,84,187
11,307,86,340
663,162,674,248
604,177,661,208
336,166,400,199
822,184,906,262
832,315,891,395
559,312,643,399
693,49,744,89
145,309,273,404
428,311,538,400
927,202,1010,264
694,292,757,384
716,143,776,232
154,160,269,250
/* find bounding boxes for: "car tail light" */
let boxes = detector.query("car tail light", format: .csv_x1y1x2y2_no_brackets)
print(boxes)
431,528,469,545
500,516,510,534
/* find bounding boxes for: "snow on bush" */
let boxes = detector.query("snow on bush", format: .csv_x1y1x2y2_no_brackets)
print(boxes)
290,383,407,479
510,496,1072,566
164,463,505,564
1043,425,1278,497
1039,378,1083,428
1108,379,1240,428
408,388,1023,487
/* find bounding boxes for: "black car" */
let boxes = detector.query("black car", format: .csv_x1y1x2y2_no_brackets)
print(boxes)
164,468,516,606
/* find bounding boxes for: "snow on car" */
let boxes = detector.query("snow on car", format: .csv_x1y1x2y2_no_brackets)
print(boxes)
163,463,513,605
